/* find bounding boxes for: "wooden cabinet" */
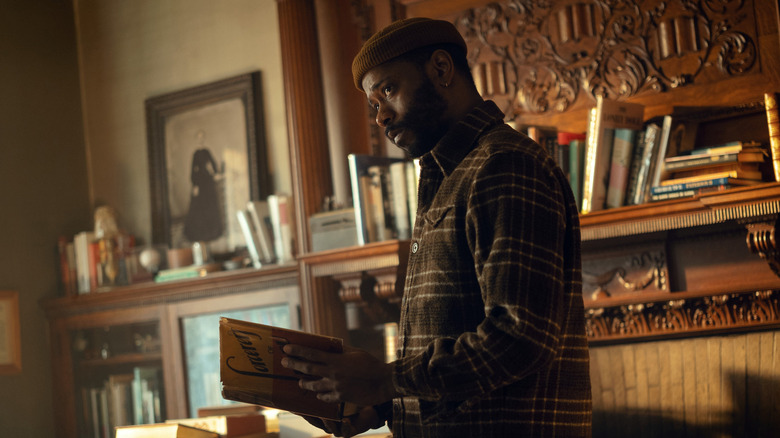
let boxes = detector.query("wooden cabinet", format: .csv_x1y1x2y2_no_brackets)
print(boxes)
43,265,299,438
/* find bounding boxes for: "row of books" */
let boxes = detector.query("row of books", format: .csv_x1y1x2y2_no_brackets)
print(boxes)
348,154,420,245
649,141,767,201
235,194,295,268
58,231,140,295
527,92,780,213
82,366,164,438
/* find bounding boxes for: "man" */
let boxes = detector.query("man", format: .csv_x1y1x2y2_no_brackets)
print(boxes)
282,17,592,437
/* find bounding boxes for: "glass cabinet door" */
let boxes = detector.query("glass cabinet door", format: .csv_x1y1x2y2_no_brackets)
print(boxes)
70,320,164,437
173,285,300,418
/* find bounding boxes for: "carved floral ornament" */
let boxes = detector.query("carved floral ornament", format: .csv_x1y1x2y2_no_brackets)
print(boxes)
454,0,759,122
585,290,779,342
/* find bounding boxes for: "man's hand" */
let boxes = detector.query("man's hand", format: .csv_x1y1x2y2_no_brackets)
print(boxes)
281,344,399,407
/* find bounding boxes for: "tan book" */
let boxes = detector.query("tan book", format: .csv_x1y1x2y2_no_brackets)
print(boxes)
167,414,266,437
764,92,780,182
219,317,358,420
115,423,218,438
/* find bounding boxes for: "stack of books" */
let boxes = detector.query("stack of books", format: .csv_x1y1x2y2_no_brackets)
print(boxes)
650,141,769,201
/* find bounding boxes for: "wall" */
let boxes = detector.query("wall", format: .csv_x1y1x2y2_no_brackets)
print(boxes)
0,1,90,436
73,0,290,245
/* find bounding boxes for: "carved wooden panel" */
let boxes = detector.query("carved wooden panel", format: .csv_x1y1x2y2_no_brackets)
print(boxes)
586,289,780,343
453,0,761,123
583,242,669,304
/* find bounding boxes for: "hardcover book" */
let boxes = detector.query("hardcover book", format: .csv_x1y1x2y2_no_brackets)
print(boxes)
606,128,638,209
763,92,780,182
219,317,358,420
167,414,266,437
115,423,218,438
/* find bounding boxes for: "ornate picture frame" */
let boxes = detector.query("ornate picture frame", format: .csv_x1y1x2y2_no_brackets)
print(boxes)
146,72,270,256
0,290,21,374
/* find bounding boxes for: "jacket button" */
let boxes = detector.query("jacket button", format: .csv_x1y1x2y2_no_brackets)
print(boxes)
411,242,419,253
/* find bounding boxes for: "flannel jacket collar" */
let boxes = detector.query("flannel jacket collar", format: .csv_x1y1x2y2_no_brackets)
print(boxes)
425,100,506,177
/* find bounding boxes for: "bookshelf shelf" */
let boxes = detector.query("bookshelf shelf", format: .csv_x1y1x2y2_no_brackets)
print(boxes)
78,352,163,368
579,182,780,240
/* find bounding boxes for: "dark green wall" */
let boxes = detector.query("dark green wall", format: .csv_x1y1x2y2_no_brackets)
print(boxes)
0,0,91,436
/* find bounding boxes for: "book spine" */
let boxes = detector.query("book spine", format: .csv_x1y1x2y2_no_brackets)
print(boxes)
650,115,674,188
632,123,661,205
651,176,731,194
75,231,95,294
405,160,419,234
581,107,601,213
568,138,585,208
389,161,411,240
764,92,780,182
347,154,370,245
268,194,294,263
236,210,262,268
366,166,387,242
663,152,739,171
624,130,645,206
606,128,637,208
246,201,275,263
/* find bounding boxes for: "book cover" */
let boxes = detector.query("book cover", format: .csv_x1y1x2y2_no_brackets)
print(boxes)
764,92,780,182
115,423,219,438
219,317,357,420
581,96,644,213
246,201,276,264
606,128,638,209
167,414,266,437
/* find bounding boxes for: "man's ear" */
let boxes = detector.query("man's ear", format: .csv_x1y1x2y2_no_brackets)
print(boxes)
427,49,455,87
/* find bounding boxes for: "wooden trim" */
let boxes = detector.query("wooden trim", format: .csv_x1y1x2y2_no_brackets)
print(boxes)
41,264,299,318
580,183,780,240
278,0,334,256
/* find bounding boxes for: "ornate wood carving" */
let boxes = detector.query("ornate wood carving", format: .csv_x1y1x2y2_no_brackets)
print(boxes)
586,289,780,343
453,0,760,122
583,243,668,303
745,218,780,278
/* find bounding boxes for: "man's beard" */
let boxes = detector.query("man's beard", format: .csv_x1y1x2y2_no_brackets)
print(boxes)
385,76,449,158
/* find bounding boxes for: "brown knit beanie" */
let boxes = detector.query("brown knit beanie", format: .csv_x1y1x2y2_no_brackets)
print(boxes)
351,17,467,90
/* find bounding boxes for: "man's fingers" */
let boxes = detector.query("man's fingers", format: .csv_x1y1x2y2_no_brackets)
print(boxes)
283,343,330,362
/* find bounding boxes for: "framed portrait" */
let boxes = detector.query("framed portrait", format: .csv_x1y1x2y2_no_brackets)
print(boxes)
146,72,270,256
0,290,21,374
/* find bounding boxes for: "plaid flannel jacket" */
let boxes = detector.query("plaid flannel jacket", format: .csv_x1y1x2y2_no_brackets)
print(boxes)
385,100,592,437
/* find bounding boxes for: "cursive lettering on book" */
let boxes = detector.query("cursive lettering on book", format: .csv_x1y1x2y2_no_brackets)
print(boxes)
231,328,272,373
225,356,299,380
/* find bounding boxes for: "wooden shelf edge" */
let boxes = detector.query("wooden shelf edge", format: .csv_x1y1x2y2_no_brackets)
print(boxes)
41,263,299,318
579,182,780,240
